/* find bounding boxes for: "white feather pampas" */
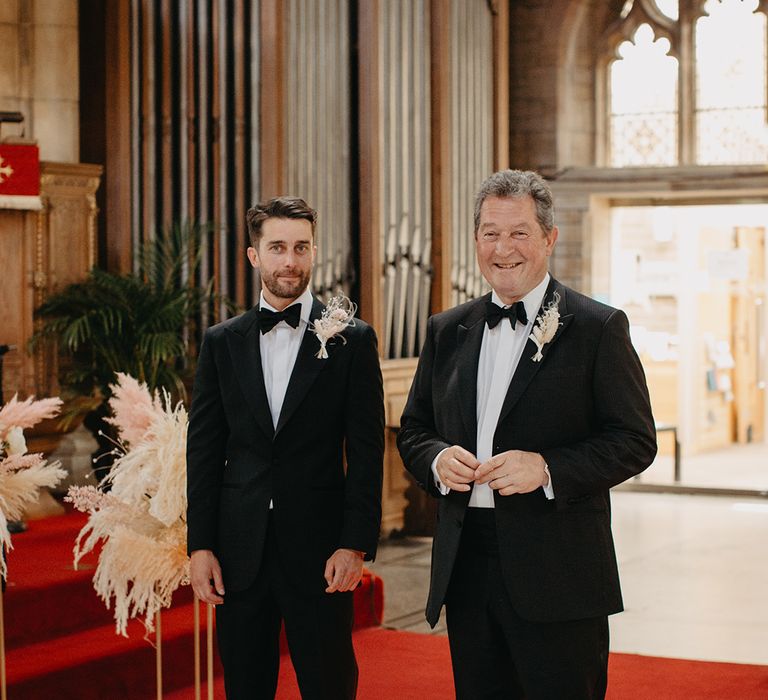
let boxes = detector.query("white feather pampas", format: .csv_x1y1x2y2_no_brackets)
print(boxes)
67,374,190,636
0,395,66,579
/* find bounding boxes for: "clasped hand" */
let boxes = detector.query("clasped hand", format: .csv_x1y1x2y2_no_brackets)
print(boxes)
436,446,548,496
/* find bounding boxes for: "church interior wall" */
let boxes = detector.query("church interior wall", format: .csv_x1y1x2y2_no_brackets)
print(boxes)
1,0,766,495
0,0,79,162
508,0,617,174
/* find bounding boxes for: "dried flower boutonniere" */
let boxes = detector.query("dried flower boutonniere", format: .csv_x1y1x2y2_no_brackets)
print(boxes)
529,292,561,362
312,294,357,359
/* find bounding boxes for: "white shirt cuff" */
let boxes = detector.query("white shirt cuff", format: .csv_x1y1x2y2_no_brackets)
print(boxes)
430,448,451,495
542,461,554,500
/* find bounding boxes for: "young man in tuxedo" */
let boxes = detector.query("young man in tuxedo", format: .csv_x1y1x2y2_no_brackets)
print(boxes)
186,196,384,699
397,170,657,699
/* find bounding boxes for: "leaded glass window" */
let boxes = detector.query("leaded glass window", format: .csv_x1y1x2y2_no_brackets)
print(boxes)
654,0,679,20
695,0,768,164
604,0,768,167
610,24,678,166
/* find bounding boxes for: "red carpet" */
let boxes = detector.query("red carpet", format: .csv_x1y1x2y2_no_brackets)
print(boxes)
4,511,382,698
6,513,768,698
168,627,768,699
607,652,768,699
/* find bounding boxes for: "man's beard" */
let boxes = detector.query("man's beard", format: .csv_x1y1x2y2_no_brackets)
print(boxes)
261,268,311,299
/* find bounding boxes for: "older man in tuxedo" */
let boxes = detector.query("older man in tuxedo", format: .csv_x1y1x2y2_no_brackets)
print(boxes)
186,196,384,699
398,170,657,699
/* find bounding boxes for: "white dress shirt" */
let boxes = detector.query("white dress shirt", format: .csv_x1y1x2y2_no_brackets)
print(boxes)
259,287,314,509
432,274,555,505
259,287,314,428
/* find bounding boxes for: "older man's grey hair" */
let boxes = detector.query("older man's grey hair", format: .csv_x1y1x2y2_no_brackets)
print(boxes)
473,169,555,234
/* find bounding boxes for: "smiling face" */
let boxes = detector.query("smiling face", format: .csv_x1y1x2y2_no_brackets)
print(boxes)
246,217,316,310
475,195,558,305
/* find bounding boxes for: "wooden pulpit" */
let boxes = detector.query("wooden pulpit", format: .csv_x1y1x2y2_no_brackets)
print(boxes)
0,160,102,402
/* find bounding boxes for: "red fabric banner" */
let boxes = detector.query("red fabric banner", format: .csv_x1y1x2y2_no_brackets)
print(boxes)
0,143,40,196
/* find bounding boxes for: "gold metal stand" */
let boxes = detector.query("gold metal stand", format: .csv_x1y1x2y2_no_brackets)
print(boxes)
207,603,214,700
155,609,163,700
194,598,201,700
0,582,7,700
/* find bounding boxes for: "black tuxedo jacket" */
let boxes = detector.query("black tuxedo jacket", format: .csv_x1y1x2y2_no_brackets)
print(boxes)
397,278,657,626
186,297,384,595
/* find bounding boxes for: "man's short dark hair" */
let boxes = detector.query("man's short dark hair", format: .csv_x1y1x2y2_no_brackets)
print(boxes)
473,169,555,234
246,196,317,247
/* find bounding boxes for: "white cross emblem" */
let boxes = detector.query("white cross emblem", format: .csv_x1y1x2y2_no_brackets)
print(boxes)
0,158,13,184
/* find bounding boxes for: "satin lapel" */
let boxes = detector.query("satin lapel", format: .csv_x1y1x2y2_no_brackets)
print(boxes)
225,307,275,440
274,298,326,437
496,280,574,426
456,297,488,449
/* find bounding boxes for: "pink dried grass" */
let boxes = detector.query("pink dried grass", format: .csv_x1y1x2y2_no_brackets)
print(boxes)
67,373,190,636
0,452,66,578
0,394,62,434
0,393,65,578
105,372,163,447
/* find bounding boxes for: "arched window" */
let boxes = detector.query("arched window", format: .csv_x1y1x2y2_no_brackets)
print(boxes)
695,0,768,164
609,23,678,166
601,0,768,167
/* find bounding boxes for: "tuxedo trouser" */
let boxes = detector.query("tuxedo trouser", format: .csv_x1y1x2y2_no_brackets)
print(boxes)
445,508,609,700
215,513,358,700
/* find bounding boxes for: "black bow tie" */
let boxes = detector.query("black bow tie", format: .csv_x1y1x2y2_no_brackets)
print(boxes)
258,304,302,334
485,300,528,329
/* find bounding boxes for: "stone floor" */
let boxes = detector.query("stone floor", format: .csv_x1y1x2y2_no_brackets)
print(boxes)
638,441,768,493
367,490,768,665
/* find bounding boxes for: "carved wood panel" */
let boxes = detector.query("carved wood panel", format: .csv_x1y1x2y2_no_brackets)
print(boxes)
0,163,101,400
380,358,418,534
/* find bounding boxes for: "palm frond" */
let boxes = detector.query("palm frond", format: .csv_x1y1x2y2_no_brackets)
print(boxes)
30,219,224,407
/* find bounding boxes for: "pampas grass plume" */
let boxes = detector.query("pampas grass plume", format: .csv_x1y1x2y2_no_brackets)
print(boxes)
68,373,190,636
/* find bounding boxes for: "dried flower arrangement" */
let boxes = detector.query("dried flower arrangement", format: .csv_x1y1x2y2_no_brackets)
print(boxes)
66,373,189,636
0,395,66,579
